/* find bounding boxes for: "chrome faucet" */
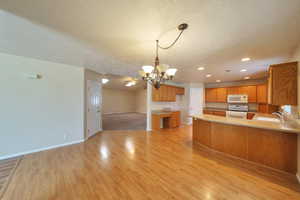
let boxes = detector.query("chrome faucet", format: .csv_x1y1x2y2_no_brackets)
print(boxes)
272,111,284,123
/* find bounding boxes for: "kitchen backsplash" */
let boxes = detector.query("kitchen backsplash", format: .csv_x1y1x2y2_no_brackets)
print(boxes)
205,102,258,111
151,95,184,111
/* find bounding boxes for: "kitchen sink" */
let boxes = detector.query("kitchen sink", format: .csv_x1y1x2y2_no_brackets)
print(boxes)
254,116,280,123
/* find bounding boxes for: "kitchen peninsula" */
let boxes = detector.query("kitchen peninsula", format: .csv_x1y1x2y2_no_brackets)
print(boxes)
192,114,299,174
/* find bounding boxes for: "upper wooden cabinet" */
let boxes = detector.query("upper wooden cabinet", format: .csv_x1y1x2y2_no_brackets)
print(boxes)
245,86,257,103
268,62,298,106
206,86,256,103
176,87,185,95
227,87,240,95
205,88,217,102
152,85,185,102
257,84,268,103
216,88,227,102
205,88,227,103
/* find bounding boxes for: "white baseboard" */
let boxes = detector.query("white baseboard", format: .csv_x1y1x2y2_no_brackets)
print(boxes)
0,139,85,160
297,173,300,183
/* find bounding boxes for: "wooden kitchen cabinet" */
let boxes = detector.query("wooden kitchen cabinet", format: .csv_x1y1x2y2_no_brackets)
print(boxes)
205,88,217,102
246,86,257,103
203,110,214,114
152,111,181,130
227,87,240,95
170,111,181,128
213,111,226,116
176,87,185,95
268,62,298,105
152,85,184,102
193,118,211,147
216,88,227,102
207,86,256,103
257,84,268,103
203,109,226,117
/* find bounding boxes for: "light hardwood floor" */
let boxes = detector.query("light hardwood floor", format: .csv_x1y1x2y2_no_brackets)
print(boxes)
2,126,300,200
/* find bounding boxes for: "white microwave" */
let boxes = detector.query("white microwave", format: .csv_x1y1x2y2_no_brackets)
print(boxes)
227,95,248,103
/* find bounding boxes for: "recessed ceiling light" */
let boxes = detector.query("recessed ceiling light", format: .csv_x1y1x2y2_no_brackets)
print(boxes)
241,57,251,62
102,78,109,84
197,67,205,71
206,74,212,78
240,69,247,72
216,80,221,82
244,76,250,80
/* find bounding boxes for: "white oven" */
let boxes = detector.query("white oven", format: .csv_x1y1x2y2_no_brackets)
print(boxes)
226,104,248,119
227,95,248,103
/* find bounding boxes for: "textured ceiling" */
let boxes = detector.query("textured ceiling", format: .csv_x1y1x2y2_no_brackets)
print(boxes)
1,0,300,83
102,74,145,91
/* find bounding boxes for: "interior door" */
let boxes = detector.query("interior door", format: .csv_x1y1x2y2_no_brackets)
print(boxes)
87,80,102,138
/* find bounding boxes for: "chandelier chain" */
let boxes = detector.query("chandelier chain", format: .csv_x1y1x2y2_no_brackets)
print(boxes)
157,29,185,50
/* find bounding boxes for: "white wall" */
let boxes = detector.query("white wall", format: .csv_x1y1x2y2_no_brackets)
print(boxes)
102,88,136,114
135,88,147,113
186,83,205,124
0,53,85,159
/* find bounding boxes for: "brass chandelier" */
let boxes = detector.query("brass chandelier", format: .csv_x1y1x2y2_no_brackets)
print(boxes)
139,23,188,89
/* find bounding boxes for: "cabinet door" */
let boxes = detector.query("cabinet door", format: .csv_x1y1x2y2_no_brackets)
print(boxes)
216,88,227,102
160,85,167,101
257,84,267,103
152,87,160,101
170,86,176,101
227,87,240,95
203,110,214,114
165,85,172,101
193,119,211,147
213,111,226,117
176,87,185,95
205,88,217,102
246,86,257,103
269,62,297,105
169,111,180,128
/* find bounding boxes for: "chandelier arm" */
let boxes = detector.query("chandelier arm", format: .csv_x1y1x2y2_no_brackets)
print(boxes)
157,29,185,50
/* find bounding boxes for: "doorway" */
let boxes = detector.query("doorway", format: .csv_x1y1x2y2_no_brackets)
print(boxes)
86,80,102,138
101,75,147,131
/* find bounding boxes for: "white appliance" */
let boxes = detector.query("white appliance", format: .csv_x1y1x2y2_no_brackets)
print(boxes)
226,104,248,119
227,95,248,103
226,111,247,119
228,104,249,112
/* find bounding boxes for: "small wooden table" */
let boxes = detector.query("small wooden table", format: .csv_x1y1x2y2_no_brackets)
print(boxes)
152,111,180,130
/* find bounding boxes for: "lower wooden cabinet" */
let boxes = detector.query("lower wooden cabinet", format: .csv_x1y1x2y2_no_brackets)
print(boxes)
203,109,226,117
212,111,226,117
170,111,181,128
193,118,211,147
203,110,214,115
193,118,297,174
152,111,181,130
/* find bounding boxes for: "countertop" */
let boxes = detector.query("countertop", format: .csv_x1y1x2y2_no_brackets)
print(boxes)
192,114,300,134
152,110,179,115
